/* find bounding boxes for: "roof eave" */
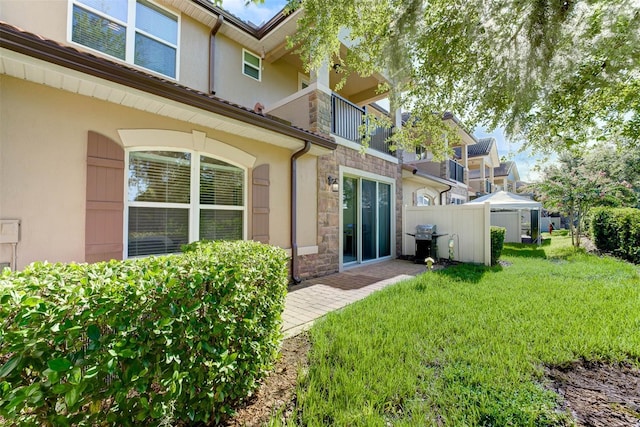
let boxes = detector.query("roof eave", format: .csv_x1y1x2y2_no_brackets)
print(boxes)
0,23,336,150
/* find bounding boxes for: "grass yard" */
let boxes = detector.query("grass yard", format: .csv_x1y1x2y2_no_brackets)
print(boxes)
286,235,640,426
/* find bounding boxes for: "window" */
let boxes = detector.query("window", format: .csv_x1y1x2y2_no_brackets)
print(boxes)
242,49,261,81
416,190,432,206
298,73,310,90
126,150,245,257
70,0,178,78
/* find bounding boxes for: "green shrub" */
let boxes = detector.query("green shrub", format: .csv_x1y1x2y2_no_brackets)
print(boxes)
590,207,640,264
0,241,288,426
490,226,506,266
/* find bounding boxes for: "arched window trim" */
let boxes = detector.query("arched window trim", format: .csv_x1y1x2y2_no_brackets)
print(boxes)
124,146,247,258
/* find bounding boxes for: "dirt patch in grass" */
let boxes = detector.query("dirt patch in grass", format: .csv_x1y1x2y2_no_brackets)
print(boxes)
223,333,310,427
546,361,640,427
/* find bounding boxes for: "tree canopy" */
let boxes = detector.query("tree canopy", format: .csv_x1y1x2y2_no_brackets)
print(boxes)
282,0,639,156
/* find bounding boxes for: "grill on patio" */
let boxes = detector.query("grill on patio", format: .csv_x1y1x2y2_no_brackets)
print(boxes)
407,224,447,263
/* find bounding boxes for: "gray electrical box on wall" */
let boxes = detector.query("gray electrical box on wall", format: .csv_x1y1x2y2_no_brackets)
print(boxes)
0,219,20,244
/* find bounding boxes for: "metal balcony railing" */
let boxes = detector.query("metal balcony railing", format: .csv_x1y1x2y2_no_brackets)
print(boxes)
331,93,393,155
449,160,465,183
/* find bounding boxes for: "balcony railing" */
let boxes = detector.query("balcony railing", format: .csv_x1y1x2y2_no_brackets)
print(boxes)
331,93,393,155
449,160,465,183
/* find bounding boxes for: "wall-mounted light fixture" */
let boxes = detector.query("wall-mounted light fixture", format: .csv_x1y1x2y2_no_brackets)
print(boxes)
332,63,341,73
327,176,339,192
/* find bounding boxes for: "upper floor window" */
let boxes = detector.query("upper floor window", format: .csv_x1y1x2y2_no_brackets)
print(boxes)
70,0,179,78
242,49,261,81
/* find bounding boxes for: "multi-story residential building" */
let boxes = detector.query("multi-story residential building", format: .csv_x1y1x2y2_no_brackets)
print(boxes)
402,113,475,206
0,0,482,279
461,137,500,199
0,0,408,279
493,161,521,193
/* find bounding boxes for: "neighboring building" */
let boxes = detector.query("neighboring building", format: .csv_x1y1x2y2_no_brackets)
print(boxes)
0,0,403,279
462,137,500,199
402,113,476,206
493,161,521,193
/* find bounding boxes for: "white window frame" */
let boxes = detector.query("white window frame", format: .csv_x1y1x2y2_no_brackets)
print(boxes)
124,148,247,258
416,190,433,206
242,48,262,81
68,0,180,80
298,73,310,91
451,196,465,205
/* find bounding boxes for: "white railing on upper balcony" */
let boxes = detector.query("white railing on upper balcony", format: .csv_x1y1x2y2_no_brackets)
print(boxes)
331,93,393,155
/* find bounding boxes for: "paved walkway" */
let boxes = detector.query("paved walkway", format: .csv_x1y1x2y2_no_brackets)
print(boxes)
283,259,427,337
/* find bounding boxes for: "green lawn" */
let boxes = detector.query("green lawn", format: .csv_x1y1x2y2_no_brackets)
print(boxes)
286,235,640,426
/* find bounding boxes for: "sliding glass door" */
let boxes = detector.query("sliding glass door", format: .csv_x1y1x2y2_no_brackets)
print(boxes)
342,176,392,265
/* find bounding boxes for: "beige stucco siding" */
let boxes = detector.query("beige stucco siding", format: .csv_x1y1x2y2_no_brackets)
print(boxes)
179,13,210,93
0,76,314,269
0,0,209,92
214,35,299,111
0,0,68,42
403,180,443,207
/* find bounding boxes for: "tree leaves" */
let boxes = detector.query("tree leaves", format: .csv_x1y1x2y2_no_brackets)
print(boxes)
291,0,640,155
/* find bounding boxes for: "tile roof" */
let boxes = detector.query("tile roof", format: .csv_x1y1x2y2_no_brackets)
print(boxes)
494,161,514,177
467,137,495,157
0,21,336,149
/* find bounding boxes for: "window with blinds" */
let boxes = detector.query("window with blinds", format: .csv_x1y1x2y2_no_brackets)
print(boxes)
71,0,178,78
127,150,245,257
242,49,261,81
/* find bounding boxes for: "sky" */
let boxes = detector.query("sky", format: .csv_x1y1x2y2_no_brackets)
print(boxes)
220,0,287,27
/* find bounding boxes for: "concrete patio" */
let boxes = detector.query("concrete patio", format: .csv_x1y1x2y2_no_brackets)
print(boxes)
283,259,427,337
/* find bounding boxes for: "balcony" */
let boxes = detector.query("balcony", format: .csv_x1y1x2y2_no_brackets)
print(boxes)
331,93,394,155
265,85,394,157
449,159,465,183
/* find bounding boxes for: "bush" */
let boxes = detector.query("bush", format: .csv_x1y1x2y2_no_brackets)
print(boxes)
0,241,288,426
590,207,640,264
491,226,506,266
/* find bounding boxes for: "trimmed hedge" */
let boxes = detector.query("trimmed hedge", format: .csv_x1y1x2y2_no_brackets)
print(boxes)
0,241,288,426
590,207,640,264
491,226,506,266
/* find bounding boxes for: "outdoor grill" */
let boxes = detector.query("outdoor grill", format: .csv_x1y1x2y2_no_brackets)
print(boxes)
406,224,447,263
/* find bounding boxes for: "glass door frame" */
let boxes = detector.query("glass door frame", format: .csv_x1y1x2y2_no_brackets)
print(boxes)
339,167,396,270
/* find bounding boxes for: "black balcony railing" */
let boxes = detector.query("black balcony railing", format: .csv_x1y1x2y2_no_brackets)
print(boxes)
331,93,393,155
449,160,465,183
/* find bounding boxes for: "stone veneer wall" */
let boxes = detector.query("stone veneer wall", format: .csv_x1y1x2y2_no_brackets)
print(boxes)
297,145,403,280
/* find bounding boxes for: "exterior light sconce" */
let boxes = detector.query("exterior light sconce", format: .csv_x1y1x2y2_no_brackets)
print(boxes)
328,176,339,192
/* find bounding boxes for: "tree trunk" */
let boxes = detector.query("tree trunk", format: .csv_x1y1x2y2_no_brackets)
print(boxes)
569,211,576,247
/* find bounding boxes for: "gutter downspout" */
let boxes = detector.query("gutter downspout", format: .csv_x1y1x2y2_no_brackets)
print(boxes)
410,168,452,205
290,141,311,284
439,184,452,205
209,15,224,94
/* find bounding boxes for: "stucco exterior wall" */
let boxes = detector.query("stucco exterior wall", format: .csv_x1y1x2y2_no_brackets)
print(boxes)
214,35,299,111
0,76,315,269
403,180,443,207
0,0,68,42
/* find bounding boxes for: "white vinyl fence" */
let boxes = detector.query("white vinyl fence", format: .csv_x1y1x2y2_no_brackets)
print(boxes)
403,203,491,266
491,211,520,243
